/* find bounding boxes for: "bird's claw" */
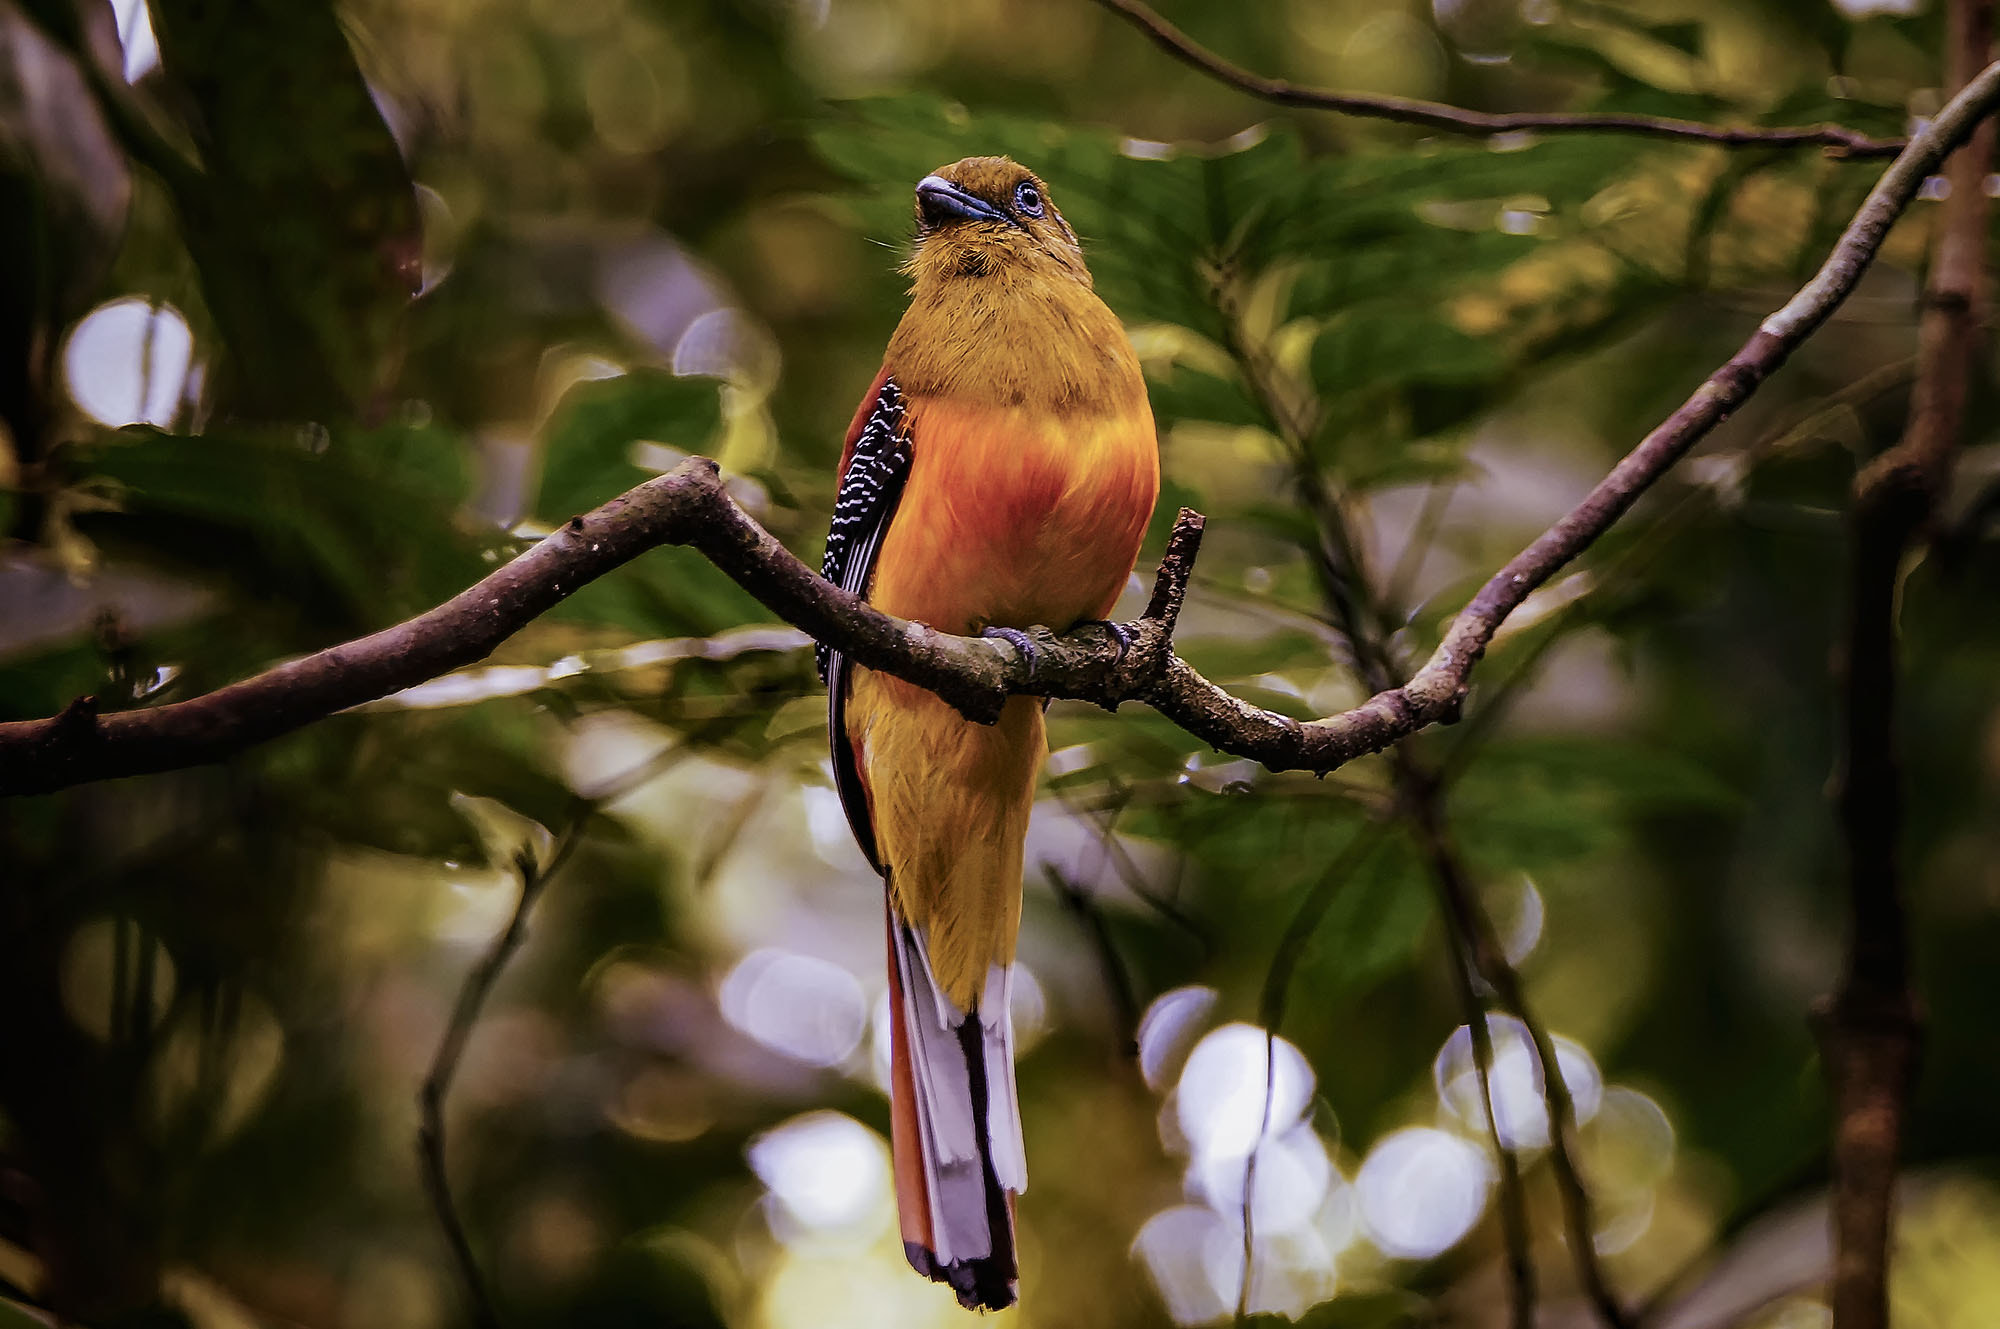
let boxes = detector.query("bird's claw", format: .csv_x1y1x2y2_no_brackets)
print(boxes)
982,625,1039,679
1079,619,1133,667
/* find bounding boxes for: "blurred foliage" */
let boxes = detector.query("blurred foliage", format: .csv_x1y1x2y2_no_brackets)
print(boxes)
2,0,2000,1327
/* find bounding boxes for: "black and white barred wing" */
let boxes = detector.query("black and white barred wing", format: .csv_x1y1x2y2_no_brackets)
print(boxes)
823,375,911,872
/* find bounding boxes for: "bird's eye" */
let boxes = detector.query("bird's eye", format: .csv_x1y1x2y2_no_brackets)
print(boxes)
1014,182,1044,218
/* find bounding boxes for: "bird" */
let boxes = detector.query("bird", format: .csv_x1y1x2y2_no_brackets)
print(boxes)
818,157,1159,1310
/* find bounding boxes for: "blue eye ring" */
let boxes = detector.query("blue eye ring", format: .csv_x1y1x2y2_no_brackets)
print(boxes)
1013,182,1045,219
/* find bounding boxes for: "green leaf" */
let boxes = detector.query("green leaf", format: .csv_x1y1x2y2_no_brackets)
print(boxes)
1564,2,1706,57
1312,310,1504,396
1292,1290,1431,1329
534,371,724,523
340,416,475,508
1301,837,1432,993
78,424,491,624
1450,735,1739,872
548,547,770,639
147,0,419,419
1145,361,1261,430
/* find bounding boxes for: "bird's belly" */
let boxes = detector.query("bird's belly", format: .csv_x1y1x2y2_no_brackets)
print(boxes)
870,398,1160,633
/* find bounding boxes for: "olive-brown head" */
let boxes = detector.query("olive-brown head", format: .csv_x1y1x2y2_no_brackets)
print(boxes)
905,156,1090,289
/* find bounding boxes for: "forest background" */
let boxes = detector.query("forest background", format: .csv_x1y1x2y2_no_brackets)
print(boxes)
2,1,1999,1328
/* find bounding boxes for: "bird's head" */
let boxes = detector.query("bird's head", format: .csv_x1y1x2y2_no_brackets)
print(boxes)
904,157,1090,289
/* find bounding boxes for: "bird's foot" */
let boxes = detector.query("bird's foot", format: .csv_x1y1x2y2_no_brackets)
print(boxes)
981,625,1039,679
1076,619,1134,667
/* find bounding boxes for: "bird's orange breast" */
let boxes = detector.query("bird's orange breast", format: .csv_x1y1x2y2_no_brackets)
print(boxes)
848,391,1158,1007
869,396,1160,634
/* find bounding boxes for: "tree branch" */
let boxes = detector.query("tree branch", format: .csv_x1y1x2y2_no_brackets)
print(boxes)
1407,761,1632,1329
1045,866,1142,1058
1418,821,1537,1329
419,827,584,1329
1088,0,1906,157
1217,240,1595,1328
1818,5,1993,1329
4,62,1999,799
415,726,721,1325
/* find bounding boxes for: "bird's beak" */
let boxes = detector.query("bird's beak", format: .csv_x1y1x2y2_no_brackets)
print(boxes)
915,175,1009,230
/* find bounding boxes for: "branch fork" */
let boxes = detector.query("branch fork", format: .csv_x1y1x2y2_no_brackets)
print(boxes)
975,506,1208,712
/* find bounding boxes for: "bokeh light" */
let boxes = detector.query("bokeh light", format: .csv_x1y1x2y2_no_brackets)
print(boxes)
1498,875,1545,963
1133,1189,1351,1324
1582,1085,1678,1252
1176,1023,1315,1160
1137,984,1218,1091
1008,963,1049,1054
747,1111,891,1239
1191,1123,1332,1234
596,236,728,359
16,3,2000,1327
1432,1015,1604,1149
113,0,159,82
60,916,175,1042
1138,1019,1351,1323
719,948,869,1067
867,962,1047,1091
1133,1205,1240,1325
1355,1127,1494,1260
62,298,192,428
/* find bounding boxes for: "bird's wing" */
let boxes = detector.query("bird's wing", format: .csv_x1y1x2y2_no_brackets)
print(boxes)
823,369,910,872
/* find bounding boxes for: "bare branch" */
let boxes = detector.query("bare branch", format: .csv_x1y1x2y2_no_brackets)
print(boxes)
1405,760,1632,1329
413,726,721,1324
1415,813,1538,1329
1216,241,1576,1327
1211,157,1627,1323
1480,916,1626,1329
1053,783,1214,950
1819,6,1993,1329
1089,0,1905,157
1045,867,1142,1058
4,63,1999,799
418,822,585,1329
0,483,1189,795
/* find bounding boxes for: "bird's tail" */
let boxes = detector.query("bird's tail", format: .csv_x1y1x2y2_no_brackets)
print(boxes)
885,901,1024,1311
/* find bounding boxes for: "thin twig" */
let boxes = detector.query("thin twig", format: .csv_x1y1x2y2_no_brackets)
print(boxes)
1413,809,1537,1329
1453,875,1628,1329
1045,867,1142,1058
1342,606,1551,1323
8,67,2000,797
1089,0,1906,157
1216,235,1570,1329
414,711,750,1323
418,816,586,1328
1237,1023,1273,1327
1383,481,1458,621
1819,4,1993,1328
1257,824,1391,1032
1439,355,1921,780
1236,819,1389,1327
1053,783,1212,951
1205,265,1401,681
